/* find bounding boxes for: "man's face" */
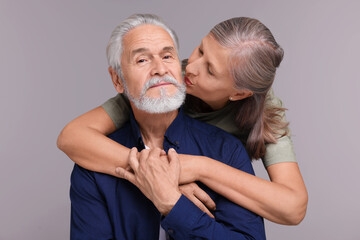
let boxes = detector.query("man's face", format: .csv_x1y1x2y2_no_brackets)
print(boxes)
119,24,185,113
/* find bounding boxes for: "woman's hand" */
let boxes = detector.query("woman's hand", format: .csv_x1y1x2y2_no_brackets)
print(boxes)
179,182,216,218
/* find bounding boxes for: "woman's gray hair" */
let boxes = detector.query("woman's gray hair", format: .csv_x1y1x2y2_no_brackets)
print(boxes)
210,17,284,94
106,14,179,77
210,17,287,159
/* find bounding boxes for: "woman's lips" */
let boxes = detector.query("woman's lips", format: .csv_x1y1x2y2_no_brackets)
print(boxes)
184,77,193,86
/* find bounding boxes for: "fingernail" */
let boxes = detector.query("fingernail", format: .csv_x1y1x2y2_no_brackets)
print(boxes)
169,148,175,152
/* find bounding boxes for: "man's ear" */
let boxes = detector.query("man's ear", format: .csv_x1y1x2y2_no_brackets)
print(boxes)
108,67,124,93
229,89,254,101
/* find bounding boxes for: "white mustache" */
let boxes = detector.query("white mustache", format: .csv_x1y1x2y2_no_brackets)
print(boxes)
127,75,186,114
142,75,180,93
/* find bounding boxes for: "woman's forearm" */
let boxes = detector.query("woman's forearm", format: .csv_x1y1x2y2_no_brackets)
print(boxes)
186,156,308,225
57,107,130,176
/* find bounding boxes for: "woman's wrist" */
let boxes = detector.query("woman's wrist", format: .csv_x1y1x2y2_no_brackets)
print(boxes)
178,154,207,183
195,156,210,182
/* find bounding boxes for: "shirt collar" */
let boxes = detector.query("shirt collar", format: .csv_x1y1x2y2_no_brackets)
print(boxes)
128,111,145,150
128,107,187,152
164,108,186,150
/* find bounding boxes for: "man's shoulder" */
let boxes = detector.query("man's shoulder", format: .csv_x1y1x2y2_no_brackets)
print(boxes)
184,114,241,144
107,121,132,142
183,115,247,156
182,114,252,172
71,164,119,190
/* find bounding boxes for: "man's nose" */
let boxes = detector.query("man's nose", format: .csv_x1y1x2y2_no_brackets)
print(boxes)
150,57,168,76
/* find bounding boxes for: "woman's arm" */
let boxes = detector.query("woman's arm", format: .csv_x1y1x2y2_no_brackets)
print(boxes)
57,106,130,176
179,155,308,225
58,107,307,225
58,94,307,225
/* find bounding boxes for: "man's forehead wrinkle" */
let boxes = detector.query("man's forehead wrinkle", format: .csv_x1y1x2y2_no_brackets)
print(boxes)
122,25,178,63
131,47,150,57
163,46,176,52
129,46,176,59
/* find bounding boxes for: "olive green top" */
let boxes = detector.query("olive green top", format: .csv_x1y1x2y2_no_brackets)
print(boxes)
101,90,296,168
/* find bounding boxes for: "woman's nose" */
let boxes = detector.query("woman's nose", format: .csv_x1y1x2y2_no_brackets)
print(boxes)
185,59,198,77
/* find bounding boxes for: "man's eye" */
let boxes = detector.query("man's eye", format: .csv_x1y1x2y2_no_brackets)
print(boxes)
198,48,203,55
163,55,172,60
137,59,146,63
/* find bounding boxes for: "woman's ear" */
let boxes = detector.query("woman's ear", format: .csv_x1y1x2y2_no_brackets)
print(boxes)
108,67,124,93
229,89,254,101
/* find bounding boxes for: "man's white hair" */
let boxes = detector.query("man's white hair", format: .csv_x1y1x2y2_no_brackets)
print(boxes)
106,13,179,78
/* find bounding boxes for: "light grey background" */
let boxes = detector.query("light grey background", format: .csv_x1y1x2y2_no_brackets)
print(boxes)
1,0,359,239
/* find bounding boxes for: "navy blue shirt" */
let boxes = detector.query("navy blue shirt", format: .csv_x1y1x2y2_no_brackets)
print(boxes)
70,109,266,240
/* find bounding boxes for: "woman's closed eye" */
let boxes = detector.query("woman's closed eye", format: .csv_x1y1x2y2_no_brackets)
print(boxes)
198,47,204,55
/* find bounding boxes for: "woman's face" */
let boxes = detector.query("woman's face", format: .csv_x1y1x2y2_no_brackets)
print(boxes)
185,34,238,110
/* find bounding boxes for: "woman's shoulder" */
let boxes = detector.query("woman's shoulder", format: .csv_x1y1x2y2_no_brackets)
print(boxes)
101,94,131,129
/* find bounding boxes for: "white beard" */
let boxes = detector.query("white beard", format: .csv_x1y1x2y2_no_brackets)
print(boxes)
123,75,186,114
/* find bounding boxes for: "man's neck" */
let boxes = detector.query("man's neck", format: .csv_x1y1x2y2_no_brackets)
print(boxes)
132,107,178,149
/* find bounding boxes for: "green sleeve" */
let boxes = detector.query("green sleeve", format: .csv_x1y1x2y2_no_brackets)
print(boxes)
262,89,297,167
101,94,131,129
263,135,296,167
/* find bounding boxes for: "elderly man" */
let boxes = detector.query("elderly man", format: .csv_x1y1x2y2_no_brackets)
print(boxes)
70,14,265,240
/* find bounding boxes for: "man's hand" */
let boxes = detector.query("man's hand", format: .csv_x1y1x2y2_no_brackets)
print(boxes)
116,147,181,215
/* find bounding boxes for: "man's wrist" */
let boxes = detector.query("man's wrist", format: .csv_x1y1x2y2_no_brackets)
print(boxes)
158,191,182,216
